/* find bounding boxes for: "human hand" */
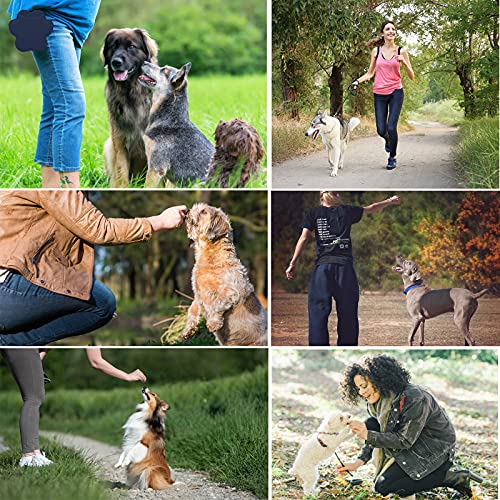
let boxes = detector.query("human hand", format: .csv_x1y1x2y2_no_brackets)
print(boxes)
336,461,363,475
348,420,368,440
149,205,188,231
285,263,296,280
125,369,147,382
388,195,401,205
349,80,360,91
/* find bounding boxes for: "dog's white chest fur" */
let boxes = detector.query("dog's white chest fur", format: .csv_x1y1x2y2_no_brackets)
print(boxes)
114,402,150,468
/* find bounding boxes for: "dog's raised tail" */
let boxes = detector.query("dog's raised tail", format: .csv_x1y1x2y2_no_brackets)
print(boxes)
473,288,489,299
348,117,360,132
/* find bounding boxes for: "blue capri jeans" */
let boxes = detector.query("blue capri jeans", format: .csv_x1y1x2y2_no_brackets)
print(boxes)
32,19,85,172
0,272,116,346
374,88,404,158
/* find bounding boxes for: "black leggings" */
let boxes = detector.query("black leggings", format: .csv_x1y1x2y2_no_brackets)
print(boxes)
366,417,452,496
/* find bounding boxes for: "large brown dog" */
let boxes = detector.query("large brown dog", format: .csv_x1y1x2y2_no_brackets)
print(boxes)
101,28,158,186
182,203,268,346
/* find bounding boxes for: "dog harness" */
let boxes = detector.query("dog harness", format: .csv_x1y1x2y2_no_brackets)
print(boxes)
403,283,423,295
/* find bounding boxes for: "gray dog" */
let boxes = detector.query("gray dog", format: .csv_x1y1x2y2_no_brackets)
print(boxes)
393,255,488,346
138,61,214,187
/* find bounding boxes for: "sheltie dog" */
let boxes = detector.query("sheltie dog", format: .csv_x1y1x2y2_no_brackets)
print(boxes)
115,387,174,490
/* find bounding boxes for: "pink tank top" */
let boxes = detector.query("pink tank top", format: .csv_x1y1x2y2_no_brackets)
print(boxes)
373,46,402,95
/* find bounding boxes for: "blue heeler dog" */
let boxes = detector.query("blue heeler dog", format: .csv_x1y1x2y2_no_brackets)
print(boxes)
138,61,214,187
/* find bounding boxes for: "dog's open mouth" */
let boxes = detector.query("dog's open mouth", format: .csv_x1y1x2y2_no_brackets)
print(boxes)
113,66,135,81
392,265,403,273
311,129,320,141
138,74,157,87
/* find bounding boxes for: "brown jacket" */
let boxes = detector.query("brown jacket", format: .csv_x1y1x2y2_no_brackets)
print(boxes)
0,190,153,300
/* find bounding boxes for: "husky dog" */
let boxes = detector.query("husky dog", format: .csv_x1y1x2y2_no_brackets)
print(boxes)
138,61,214,187
115,387,174,490
305,110,360,177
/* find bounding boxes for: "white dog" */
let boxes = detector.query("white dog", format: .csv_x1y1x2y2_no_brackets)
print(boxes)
305,110,360,177
288,412,351,496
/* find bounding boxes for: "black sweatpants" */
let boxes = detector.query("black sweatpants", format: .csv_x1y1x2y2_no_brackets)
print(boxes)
308,262,359,346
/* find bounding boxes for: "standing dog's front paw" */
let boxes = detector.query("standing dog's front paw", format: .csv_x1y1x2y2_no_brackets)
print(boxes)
330,171,338,177
206,318,224,332
181,325,196,340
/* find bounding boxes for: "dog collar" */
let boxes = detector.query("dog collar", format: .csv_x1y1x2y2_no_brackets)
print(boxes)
317,435,328,447
403,283,422,295
316,430,340,447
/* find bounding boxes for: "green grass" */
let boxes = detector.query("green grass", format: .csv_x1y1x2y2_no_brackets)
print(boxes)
454,116,499,189
0,430,110,500
0,366,268,498
408,99,464,126
0,73,267,188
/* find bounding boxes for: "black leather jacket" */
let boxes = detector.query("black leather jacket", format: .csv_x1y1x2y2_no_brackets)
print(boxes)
358,384,456,480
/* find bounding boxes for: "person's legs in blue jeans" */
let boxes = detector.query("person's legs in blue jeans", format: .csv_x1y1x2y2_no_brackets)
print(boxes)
332,263,359,345
386,89,404,158
374,92,390,151
0,273,116,346
374,90,404,161
32,20,85,186
308,264,334,346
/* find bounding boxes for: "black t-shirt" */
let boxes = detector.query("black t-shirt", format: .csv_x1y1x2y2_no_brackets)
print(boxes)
302,205,364,264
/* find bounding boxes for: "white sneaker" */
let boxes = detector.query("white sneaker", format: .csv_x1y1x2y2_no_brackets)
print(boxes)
19,451,54,467
34,451,54,465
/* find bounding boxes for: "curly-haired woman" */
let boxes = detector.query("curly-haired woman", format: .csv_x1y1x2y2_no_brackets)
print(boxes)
338,354,482,498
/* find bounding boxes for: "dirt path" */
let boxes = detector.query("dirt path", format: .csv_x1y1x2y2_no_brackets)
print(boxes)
272,121,462,189
272,292,500,346
40,431,257,500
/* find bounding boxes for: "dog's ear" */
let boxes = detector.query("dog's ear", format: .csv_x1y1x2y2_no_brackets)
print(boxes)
135,28,158,62
171,62,192,89
410,269,422,282
100,29,117,66
206,208,232,241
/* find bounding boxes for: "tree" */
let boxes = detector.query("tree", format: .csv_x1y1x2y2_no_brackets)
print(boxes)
417,192,500,288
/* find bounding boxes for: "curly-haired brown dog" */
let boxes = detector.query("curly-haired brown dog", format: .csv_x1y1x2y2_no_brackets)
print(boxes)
206,118,265,188
182,203,267,346
101,28,158,187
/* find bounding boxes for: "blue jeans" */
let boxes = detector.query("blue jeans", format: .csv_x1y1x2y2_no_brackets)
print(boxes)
32,20,86,172
374,88,404,158
308,262,359,346
0,272,116,346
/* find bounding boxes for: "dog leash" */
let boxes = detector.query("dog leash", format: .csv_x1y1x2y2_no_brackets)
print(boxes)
332,82,359,117
334,452,363,486
316,433,363,487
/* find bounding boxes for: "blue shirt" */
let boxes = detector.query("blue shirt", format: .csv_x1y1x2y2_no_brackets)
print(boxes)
8,1,101,47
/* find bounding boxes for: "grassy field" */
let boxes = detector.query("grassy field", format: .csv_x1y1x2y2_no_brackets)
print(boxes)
0,73,267,188
0,366,268,498
0,430,110,500
273,350,498,499
454,117,499,189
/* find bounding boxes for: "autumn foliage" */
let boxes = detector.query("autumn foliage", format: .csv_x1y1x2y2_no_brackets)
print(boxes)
417,193,500,289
